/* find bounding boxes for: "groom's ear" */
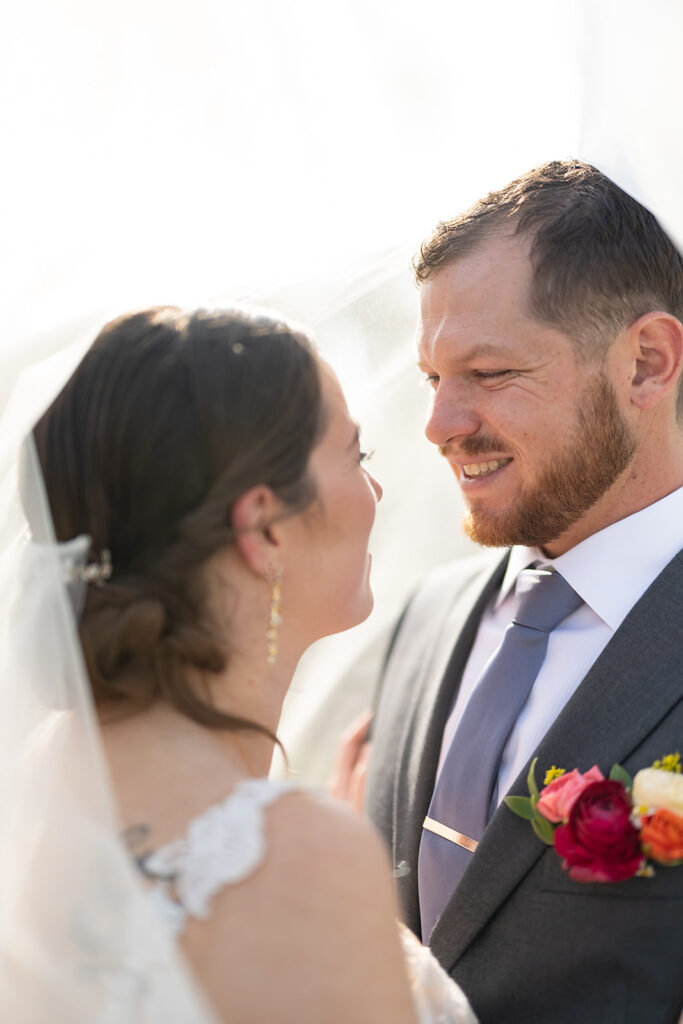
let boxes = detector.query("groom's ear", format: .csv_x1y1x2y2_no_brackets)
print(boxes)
231,486,282,575
627,311,683,412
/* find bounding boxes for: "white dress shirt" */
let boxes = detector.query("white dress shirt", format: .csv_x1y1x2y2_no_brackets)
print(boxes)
436,485,683,805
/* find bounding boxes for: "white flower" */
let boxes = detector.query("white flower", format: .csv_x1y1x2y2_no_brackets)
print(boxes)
632,768,683,816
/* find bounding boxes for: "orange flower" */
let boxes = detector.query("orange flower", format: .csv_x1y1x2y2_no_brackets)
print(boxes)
640,809,683,864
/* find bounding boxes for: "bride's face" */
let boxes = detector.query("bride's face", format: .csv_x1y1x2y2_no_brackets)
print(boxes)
285,364,382,641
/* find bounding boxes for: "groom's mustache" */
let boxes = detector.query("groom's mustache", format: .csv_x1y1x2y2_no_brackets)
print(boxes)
438,436,512,459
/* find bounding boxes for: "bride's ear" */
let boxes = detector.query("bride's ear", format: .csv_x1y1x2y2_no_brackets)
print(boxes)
231,486,282,575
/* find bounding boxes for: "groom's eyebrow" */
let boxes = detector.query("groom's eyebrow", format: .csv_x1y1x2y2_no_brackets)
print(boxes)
417,342,509,370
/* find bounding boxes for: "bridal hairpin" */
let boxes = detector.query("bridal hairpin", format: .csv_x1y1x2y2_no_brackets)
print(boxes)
77,549,113,585
60,535,113,587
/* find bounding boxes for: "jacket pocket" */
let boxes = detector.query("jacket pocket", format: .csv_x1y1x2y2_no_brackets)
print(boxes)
539,846,683,900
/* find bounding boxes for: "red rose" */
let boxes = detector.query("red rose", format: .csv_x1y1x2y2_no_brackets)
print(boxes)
554,780,644,883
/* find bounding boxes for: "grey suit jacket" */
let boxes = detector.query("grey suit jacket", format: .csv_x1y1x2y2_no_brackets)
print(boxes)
366,548,683,1024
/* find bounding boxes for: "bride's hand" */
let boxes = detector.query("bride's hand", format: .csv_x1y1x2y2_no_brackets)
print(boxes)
329,708,372,813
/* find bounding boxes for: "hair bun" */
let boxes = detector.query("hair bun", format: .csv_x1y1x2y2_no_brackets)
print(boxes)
115,595,166,656
87,586,166,684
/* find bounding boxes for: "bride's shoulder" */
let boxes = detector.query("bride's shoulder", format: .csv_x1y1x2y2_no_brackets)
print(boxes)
265,779,393,872
178,781,418,1024
147,777,394,918
249,784,404,955
202,775,388,870
191,777,400,936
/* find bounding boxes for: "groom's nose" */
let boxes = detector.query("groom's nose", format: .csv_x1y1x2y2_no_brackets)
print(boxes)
425,381,481,448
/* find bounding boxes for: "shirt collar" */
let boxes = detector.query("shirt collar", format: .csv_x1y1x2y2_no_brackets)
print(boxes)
495,486,683,631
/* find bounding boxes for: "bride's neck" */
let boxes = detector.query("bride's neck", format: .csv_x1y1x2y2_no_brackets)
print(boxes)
201,645,295,776
99,647,296,785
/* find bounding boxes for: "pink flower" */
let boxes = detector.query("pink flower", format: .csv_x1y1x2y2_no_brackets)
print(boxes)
553,780,643,883
536,765,605,823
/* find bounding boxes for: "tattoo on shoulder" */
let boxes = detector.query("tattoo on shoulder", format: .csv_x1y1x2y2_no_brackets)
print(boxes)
121,823,154,867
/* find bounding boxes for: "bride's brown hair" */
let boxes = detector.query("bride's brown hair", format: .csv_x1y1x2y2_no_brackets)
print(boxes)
33,305,325,732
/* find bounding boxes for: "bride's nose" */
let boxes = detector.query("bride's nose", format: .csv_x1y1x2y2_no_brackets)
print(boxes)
367,470,383,503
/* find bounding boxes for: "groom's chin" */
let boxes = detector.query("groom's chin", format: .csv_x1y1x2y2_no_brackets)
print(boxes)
462,507,519,549
462,506,551,550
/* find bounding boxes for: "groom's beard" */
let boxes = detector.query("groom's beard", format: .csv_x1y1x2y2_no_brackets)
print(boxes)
461,373,636,549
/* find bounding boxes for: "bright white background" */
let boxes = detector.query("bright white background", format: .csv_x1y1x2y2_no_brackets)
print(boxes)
2,0,682,781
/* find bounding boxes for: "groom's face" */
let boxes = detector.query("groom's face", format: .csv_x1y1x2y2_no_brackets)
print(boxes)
417,232,636,555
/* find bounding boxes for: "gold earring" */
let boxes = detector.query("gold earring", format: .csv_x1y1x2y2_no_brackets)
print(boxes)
266,569,282,666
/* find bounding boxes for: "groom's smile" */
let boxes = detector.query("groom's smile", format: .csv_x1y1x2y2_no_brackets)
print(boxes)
417,231,637,554
460,458,513,479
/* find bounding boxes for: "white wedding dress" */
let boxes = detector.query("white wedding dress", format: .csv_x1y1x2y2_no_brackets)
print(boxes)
140,777,478,1024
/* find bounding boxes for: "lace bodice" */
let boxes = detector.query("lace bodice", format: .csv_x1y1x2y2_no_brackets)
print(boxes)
140,778,477,1023
141,778,296,937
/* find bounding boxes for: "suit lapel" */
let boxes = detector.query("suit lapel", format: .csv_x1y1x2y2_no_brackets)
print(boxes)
392,552,509,934
431,548,683,971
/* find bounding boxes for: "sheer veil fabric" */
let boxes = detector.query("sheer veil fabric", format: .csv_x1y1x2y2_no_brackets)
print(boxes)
0,434,219,1017
1,0,682,1019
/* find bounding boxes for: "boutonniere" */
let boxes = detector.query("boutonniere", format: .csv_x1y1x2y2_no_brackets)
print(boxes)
505,752,683,883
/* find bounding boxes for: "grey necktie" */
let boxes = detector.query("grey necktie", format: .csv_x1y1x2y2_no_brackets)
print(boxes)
417,567,583,941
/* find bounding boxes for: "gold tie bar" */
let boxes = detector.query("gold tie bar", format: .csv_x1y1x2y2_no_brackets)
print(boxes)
423,816,478,853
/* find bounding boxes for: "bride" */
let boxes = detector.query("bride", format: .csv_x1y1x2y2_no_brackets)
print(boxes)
4,304,476,1022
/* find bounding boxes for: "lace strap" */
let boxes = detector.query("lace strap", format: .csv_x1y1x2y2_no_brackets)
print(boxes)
141,778,298,935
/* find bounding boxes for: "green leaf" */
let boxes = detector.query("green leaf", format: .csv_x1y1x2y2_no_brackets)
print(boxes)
609,763,632,791
531,815,555,846
527,757,540,801
504,796,537,820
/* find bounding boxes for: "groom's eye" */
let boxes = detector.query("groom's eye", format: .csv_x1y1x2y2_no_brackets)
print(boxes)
472,369,516,383
423,374,440,389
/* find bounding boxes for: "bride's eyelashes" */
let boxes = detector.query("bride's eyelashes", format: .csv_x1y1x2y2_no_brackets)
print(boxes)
359,448,375,464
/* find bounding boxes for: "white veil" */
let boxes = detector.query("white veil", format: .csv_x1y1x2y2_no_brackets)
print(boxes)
0,341,217,1019
1,0,682,1017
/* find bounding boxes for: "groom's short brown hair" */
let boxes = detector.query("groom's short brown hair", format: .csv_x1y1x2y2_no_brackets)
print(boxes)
415,160,683,374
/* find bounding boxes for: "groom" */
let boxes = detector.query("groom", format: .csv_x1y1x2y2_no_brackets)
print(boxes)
365,160,683,1023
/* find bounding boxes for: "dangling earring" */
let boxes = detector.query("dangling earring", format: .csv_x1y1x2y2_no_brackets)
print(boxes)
266,569,282,666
